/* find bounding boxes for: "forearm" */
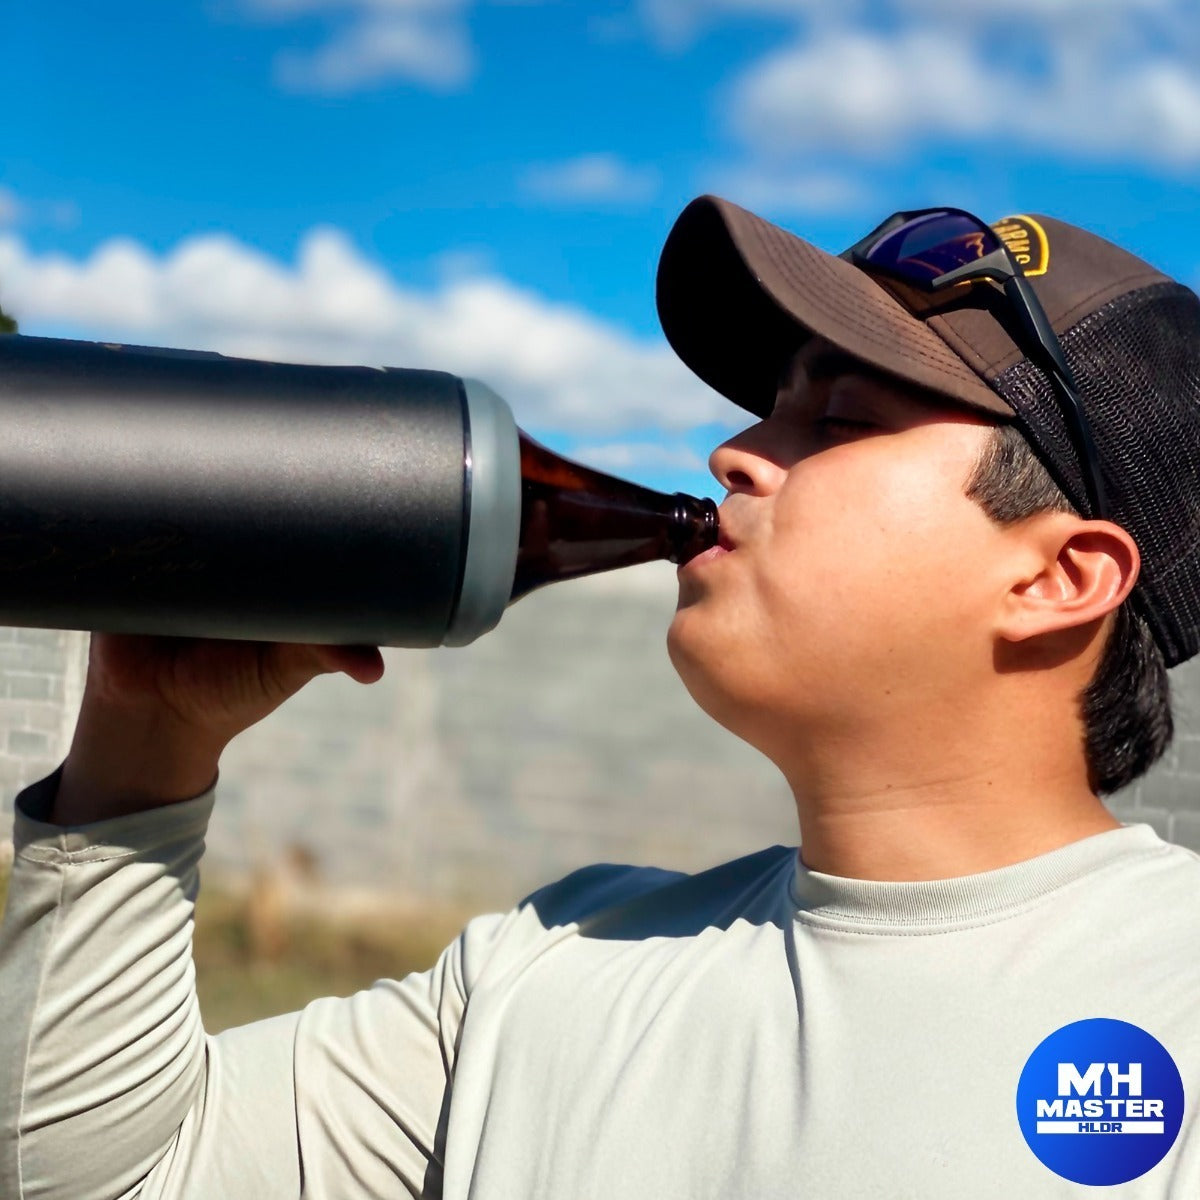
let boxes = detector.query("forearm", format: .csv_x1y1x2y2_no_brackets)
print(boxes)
0,772,214,1200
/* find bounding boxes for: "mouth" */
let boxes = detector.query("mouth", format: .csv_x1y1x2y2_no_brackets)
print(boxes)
678,504,739,575
680,532,735,574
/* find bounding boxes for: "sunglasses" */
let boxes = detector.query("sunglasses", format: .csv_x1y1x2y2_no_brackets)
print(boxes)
842,208,1109,521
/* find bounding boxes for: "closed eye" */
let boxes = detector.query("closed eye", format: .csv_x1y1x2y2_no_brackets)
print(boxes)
813,415,878,438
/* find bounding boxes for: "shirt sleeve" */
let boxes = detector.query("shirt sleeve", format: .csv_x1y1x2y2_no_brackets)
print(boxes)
0,768,483,1200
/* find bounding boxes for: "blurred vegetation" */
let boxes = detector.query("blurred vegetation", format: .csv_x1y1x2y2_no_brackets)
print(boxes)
0,862,465,1033
0,303,16,334
193,883,464,1031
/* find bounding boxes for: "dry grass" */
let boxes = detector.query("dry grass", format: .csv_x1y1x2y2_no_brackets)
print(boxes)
0,864,470,1034
193,882,470,1032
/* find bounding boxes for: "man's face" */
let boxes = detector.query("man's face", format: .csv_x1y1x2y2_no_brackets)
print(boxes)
667,338,1016,763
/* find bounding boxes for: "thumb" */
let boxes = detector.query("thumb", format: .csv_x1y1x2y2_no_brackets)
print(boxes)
308,644,386,685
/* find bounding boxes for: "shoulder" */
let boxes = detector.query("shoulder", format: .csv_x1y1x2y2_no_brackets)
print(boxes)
1078,829,1200,968
1135,834,1200,916
454,845,796,990
520,844,797,936
1119,829,1200,898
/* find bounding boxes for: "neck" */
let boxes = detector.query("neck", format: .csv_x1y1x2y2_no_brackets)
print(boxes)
776,685,1122,882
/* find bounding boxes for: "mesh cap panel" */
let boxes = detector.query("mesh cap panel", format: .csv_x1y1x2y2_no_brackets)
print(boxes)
992,282,1200,666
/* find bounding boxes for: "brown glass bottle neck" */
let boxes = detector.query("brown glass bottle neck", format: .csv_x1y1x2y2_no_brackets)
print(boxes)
510,431,718,601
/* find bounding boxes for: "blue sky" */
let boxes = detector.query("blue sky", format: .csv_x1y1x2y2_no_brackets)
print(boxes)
4,0,1200,500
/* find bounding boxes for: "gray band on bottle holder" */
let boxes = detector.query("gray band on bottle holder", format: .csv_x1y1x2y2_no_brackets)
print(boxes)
443,378,522,646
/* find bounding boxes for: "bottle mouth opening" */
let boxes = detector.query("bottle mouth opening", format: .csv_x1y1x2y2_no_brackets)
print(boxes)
669,493,720,565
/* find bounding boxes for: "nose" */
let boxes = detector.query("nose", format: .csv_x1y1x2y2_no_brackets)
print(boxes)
709,424,787,496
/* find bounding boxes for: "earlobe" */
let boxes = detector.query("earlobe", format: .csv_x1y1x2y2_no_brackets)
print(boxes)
998,520,1140,644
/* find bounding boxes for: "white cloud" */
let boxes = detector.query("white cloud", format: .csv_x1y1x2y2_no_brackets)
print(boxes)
731,30,999,156
644,0,1173,36
640,0,1200,166
0,229,733,436
705,163,876,216
899,0,1174,22
520,154,661,205
275,11,472,91
0,187,82,234
245,0,475,92
432,246,496,281
0,187,80,230
729,26,1200,165
640,0,833,47
0,187,23,227
568,441,707,473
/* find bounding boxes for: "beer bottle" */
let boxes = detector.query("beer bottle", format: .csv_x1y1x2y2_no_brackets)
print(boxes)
0,334,718,648
512,431,717,601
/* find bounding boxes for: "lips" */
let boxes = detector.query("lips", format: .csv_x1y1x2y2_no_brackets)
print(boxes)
716,505,740,552
679,504,740,573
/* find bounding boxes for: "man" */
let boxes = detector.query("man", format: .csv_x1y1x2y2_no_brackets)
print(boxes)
1,198,1198,1197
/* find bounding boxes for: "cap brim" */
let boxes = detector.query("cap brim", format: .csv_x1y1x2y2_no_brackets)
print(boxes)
656,195,1013,420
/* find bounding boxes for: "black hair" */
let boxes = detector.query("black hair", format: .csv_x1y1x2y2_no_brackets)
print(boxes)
964,421,1172,795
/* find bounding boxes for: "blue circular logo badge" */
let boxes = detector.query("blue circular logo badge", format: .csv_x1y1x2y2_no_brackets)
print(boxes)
1017,1019,1184,1186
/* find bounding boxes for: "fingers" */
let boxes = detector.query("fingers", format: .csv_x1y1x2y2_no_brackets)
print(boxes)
307,644,386,685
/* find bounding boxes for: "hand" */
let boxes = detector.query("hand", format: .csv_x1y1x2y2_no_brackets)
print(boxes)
53,634,385,824
83,633,385,741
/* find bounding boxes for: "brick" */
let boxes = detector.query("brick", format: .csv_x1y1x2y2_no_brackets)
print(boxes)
19,706,65,734
1,644,67,673
1171,736,1200,777
1171,811,1200,854
1114,805,1173,839
7,729,49,756
1136,770,1200,813
0,764,28,790
6,673,51,702
11,628,66,649
9,766,56,799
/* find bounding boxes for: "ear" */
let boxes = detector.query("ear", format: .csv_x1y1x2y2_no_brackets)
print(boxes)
997,515,1140,645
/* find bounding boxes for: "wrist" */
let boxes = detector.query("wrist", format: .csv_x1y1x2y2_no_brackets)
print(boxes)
53,693,226,825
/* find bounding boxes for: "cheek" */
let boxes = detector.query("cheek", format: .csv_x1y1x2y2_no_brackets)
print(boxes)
756,439,1000,650
667,425,1002,725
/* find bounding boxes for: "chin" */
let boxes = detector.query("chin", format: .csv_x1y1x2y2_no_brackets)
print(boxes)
666,612,766,740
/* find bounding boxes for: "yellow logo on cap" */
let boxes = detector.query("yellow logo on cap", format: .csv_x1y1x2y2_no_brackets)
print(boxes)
991,215,1049,276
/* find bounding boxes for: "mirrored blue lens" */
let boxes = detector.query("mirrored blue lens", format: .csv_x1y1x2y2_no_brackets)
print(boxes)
864,211,1001,284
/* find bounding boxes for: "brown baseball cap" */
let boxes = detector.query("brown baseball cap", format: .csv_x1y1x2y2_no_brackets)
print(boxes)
656,195,1200,667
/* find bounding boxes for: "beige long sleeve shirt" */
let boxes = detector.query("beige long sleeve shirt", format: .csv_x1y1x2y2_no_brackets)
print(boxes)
2,768,1200,1198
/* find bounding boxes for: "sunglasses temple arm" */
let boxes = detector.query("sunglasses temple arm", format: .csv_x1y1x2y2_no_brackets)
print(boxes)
1004,275,1073,380
1002,275,1110,520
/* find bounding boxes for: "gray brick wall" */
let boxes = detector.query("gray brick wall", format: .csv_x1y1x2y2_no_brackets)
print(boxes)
0,628,88,809
2,582,1199,912
1106,655,1200,843
209,569,795,909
